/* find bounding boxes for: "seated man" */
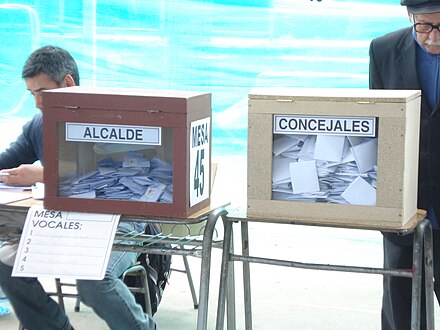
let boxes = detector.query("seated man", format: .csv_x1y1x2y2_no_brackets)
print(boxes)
0,45,157,330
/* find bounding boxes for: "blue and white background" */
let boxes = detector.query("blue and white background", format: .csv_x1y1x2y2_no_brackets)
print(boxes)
1,3,435,329
0,0,408,156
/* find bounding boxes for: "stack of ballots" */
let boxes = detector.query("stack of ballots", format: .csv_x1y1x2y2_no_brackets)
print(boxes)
58,151,173,203
272,134,377,206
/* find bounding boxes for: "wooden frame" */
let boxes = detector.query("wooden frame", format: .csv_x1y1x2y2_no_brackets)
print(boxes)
247,88,421,228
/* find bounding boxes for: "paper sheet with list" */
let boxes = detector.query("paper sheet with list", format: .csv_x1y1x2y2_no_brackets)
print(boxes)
12,205,120,280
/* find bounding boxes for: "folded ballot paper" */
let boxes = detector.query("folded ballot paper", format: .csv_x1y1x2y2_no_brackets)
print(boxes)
272,133,377,206
58,152,173,203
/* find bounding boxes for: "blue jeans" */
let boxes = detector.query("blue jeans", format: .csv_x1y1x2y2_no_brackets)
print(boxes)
0,221,156,330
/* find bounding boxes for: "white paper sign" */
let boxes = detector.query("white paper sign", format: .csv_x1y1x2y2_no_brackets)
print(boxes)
12,206,120,280
66,122,161,145
190,117,210,207
274,115,376,137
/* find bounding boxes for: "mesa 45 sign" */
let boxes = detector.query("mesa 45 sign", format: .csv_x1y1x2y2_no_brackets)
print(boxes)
189,117,211,207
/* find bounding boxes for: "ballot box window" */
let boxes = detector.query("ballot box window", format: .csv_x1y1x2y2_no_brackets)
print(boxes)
56,122,173,203
271,115,378,206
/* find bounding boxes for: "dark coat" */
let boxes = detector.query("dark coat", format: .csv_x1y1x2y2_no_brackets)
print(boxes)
370,27,440,242
0,113,43,169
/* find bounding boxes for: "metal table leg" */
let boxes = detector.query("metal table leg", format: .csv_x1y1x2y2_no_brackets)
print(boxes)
182,254,199,308
215,216,234,329
197,207,228,330
424,220,434,330
411,218,434,330
226,226,236,330
411,219,423,330
215,217,434,329
241,221,252,330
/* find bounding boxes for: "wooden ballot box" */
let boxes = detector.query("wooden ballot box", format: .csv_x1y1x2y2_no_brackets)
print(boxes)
42,86,211,218
247,88,421,228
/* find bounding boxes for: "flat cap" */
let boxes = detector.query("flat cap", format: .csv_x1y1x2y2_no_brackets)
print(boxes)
401,0,440,13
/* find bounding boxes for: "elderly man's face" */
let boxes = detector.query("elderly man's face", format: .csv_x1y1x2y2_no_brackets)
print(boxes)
414,12,440,54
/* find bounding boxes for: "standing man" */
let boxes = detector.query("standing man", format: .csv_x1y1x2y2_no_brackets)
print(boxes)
0,45,157,330
369,0,440,329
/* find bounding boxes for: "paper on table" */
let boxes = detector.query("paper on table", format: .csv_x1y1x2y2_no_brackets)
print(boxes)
289,160,320,194
341,176,376,206
12,205,120,280
0,183,31,191
0,191,32,204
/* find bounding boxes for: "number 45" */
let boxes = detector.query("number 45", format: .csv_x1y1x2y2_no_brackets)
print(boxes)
194,149,205,197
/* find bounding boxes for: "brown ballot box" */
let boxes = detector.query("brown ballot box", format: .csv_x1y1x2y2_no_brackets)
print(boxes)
42,86,211,218
247,88,421,228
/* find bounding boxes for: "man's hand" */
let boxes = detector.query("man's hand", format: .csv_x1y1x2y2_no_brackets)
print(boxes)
0,164,43,187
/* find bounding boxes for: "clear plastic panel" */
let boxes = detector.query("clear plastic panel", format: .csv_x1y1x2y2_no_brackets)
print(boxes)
57,122,173,203
271,115,378,206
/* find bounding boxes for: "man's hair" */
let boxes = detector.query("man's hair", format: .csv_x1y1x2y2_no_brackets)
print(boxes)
22,45,80,86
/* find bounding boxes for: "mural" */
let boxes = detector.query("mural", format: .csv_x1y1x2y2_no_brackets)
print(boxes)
0,0,408,155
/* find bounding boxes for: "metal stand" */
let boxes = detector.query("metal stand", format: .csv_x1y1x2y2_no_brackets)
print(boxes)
111,207,231,330
197,207,229,330
0,205,231,330
215,217,434,330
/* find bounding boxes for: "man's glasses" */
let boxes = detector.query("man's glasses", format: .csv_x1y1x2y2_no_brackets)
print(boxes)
414,23,440,34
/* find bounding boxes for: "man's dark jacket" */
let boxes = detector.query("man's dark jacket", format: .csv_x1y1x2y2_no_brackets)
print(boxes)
370,27,440,241
0,113,43,169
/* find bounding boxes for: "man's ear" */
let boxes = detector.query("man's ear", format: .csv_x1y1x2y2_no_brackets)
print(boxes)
63,74,76,87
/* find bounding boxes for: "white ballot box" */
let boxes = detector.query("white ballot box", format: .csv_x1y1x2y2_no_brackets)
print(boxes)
247,88,421,229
